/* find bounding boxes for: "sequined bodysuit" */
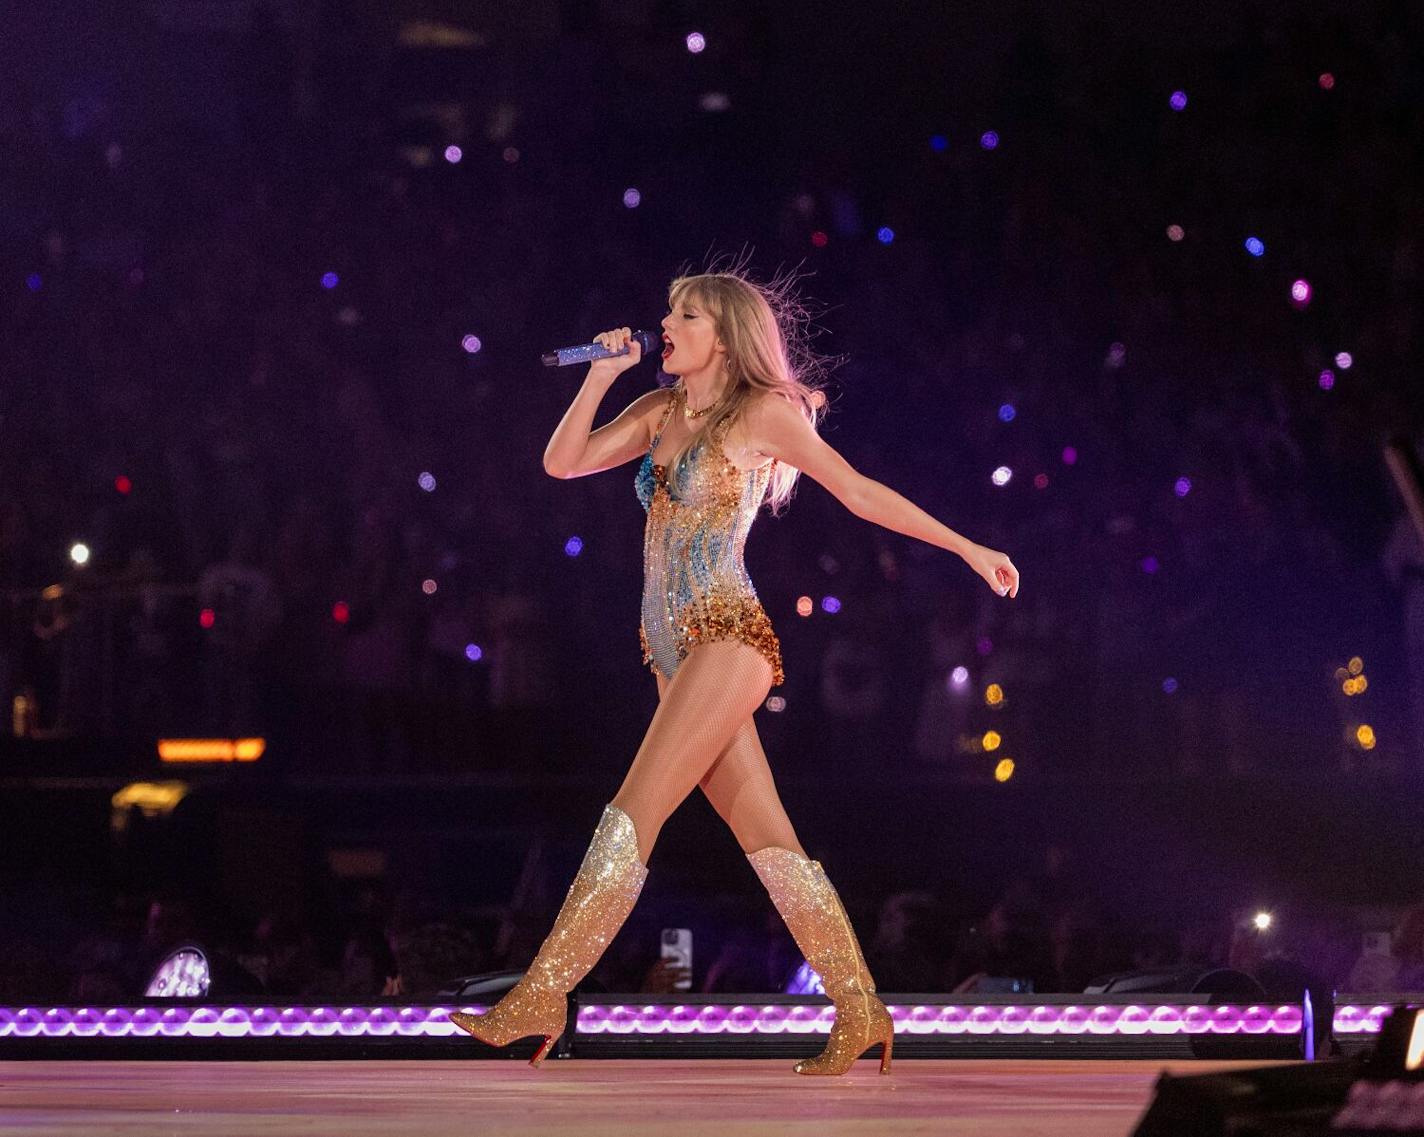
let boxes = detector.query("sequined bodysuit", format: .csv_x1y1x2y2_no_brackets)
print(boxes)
635,389,785,687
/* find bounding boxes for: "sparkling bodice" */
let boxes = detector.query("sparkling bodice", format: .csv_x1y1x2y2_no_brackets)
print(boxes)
635,389,784,686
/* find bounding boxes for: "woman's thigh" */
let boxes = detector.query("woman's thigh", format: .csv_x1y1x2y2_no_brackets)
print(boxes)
611,640,773,832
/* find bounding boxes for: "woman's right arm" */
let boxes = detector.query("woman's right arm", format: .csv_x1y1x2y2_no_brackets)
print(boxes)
543,325,666,479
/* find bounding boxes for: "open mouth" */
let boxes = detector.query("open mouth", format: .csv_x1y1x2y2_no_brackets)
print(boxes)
661,341,674,359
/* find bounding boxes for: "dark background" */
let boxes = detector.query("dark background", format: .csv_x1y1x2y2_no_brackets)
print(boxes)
1,0,1421,1005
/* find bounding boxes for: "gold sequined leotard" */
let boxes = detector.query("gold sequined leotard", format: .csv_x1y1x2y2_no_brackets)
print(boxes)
635,389,785,687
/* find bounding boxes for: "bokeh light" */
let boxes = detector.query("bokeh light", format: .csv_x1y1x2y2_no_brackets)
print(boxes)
998,403,1016,422
564,536,583,557
810,230,828,247
70,542,90,566
25,273,42,292
1174,476,1192,498
1319,369,1335,390
1253,912,1273,931
1169,90,1188,111
421,579,438,595
1062,446,1078,465
1141,555,1160,574
698,92,730,112
929,134,948,152
332,601,350,624
1244,237,1265,257
1335,351,1353,369
821,595,841,614
985,683,1004,706
1290,279,1311,307
992,466,1012,486
994,758,1015,782
444,145,462,163
982,731,1001,751
1319,72,1335,90
199,608,215,628
766,695,786,713
622,187,642,208
321,271,339,289
876,226,895,244
1356,724,1376,750
1166,224,1184,242
980,131,999,150
502,146,520,163
949,666,970,688
1033,473,1049,489
114,475,132,495
1348,656,1364,675
1163,677,1179,694
461,334,482,354
685,31,706,53
464,643,483,662
796,595,813,617
418,471,437,492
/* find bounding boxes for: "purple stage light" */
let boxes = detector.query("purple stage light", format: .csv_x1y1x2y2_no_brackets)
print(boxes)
877,226,895,244
1319,369,1335,390
444,145,462,163
1169,90,1188,111
321,271,339,289
980,131,999,150
999,404,1016,422
565,535,583,557
623,187,642,208
929,134,948,151
25,273,42,292
1062,446,1078,465
1174,477,1191,497
820,595,840,614
464,643,482,662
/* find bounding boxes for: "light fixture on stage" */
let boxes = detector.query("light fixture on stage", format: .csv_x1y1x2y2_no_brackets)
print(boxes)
146,946,211,997
143,944,264,1000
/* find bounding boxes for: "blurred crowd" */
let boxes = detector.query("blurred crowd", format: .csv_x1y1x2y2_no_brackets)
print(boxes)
2,3,1421,778
2,2,1423,1003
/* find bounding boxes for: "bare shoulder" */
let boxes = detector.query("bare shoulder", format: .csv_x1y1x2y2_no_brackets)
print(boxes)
740,388,805,443
624,384,677,441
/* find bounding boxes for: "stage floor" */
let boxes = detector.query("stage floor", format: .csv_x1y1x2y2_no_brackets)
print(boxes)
0,1058,1293,1136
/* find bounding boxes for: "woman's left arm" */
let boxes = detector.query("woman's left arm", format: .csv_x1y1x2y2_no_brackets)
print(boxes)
749,395,1020,598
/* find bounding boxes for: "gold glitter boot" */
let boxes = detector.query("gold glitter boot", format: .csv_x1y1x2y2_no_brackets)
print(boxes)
748,846,894,1075
448,803,648,1065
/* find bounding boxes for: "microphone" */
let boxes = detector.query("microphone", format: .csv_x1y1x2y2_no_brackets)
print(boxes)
541,329,661,367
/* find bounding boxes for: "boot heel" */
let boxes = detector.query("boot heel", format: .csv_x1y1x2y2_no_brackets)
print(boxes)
529,1034,557,1067
878,1032,894,1075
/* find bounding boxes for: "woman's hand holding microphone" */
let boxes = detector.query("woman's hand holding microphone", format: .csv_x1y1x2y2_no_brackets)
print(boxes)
588,326,642,383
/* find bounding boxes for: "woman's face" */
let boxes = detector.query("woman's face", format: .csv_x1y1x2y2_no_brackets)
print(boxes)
659,293,724,376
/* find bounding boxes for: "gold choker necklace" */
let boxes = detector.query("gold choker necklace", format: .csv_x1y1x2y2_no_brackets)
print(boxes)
683,385,728,419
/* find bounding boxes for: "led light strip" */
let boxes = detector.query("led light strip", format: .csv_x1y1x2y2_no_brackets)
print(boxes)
0,1002,1312,1040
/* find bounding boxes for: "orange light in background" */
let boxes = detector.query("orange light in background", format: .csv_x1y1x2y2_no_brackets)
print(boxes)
158,738,266,763
1356,724,1376,750
985,684,1004,706
1348,656,1364,676
994,758,1015,782
796,596,813,617
982,730,1001,751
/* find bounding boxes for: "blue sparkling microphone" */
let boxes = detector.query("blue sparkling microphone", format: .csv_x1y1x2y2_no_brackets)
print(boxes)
541,330,661,367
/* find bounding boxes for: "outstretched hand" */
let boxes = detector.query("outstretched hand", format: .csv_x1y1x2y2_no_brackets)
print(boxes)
964,542,1019,598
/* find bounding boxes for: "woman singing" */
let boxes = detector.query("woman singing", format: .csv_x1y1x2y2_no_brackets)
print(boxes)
449,269,1020,1075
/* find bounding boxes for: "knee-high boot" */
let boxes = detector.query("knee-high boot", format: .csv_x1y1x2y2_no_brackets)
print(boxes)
747,845,894,1075
449,803,648,1065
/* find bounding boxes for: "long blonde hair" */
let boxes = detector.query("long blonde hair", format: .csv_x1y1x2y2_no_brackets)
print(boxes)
661,262,834,516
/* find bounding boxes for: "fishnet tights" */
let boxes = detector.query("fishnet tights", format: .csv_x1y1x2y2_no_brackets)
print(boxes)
610,640,807,865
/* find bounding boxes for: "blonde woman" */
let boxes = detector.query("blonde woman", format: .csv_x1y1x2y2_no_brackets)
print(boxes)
449,268,1020,1075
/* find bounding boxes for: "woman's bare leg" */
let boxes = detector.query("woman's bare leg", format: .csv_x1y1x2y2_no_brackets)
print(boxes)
653,671,807,858
610,640,774,865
